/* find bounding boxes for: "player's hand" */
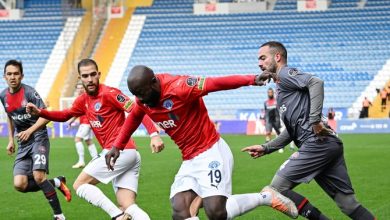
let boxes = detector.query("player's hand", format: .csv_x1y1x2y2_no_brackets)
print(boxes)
6,142,15,155
312,122,334,136
17,130,32,142
26,103,41,116
255,71,274,86
241,145,266,159
150,135,164,153
105,146,120,171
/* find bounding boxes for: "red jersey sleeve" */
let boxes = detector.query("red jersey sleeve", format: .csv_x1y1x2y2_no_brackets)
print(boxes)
40,96,85,121
105,88,135,113
141,114,158,134
113,102,145,150
177,75,256,102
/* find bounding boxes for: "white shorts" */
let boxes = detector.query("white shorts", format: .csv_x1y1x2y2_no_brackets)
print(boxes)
83,149,141,193
170,138,233,199
75,124,93,141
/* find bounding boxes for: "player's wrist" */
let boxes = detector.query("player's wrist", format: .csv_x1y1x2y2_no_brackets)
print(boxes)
149,132,159,138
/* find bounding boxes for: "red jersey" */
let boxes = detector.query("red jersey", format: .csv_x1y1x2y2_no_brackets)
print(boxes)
40,84,157,150
114,74,256,160
79,115,89,124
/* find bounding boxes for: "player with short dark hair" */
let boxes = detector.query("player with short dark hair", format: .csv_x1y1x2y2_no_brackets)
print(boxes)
105,66,298,220
0,59,71,220
264,88,281,142
27,59,163,220
242,41,375,220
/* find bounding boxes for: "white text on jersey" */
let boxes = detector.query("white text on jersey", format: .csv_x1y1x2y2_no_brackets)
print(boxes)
156,120,177,129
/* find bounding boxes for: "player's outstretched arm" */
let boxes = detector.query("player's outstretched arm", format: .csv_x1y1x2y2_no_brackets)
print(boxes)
204,74,262,93
241,145,266,158
26,102,78,122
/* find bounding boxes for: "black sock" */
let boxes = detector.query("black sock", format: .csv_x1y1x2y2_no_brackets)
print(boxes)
349,205,375,220
24,175,41,192
38,180,62,215
282,190,329,220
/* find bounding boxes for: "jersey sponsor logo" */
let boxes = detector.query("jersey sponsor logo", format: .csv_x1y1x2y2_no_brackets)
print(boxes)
162,99,173,110
279,104,287,114
94,102,102,111
198,77,206,90
208,161,220,169
116,94,126,103
90,120,103,128
186,77,197,87
156,119,177,129
11,113,31,121
288,68,298,76
33,91,41,99
123,100,133,110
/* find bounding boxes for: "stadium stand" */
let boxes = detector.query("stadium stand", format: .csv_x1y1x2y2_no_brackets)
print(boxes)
112,0,390,119
0,0,84,98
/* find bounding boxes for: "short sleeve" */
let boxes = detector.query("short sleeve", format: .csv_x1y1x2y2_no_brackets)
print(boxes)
279,68,312,90
106,88,134,113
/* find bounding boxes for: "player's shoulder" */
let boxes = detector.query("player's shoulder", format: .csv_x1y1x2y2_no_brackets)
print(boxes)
0,87,7,98
101,84,124,95
22,84,43,100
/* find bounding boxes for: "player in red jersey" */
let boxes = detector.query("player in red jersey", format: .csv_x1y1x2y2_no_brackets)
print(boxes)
105,65,298,220
67,84,98,168
27,59,164,220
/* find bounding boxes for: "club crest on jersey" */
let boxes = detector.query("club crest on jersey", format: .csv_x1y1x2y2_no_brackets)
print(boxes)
94,102,102,111
186,77,197,87
38,146,46,154
279,104,287,114
33,91,41,99
21,99,27,107
162,99,173,110
116,94,126,103
208,161,220,170
288,68,298,76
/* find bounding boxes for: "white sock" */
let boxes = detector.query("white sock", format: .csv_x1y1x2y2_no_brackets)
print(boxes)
185,217,200,220
76,184,122,218
53,177,61,188
125,204,150,220
226,193,268,219
53,213,66,220
75,142,85,164
88,144,98,158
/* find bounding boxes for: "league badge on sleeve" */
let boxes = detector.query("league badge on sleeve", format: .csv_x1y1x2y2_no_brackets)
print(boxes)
116,94,126,103
288,68,299,76
186,77,198,87
33,91,41,99
162,99,173,110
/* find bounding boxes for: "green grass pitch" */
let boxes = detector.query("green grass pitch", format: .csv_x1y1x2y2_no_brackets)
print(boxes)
0,134,389,219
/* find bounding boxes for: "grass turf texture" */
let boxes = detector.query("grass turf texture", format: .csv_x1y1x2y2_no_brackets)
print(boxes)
0,134,389,219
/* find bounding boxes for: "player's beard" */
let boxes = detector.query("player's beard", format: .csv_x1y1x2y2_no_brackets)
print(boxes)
144,89,160,107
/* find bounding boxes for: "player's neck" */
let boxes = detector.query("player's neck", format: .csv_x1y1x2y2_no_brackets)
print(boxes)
8,84,22,94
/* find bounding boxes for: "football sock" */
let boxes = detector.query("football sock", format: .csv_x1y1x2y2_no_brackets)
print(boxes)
88,144,98,158
75,142,85,164
25,175,41,192
125,204,150,220
185,217,200,220
226,193,266,219
39,179,62,215
76,184,122,218
282,190,329,220
348,205,375,220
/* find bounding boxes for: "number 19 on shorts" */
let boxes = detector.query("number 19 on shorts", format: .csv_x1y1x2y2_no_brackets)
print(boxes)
208,169,221,187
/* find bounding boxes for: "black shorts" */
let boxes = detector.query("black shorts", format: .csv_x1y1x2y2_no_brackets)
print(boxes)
276,136,354,196
265,119,281,133
13,137,50,176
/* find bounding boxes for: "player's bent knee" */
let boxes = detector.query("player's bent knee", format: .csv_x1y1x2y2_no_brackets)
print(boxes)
14,183,27,192
32,171,46,184
334,193,360,215
204,208,227,220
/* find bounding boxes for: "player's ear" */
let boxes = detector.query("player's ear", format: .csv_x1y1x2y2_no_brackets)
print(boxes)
275,53,281,62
